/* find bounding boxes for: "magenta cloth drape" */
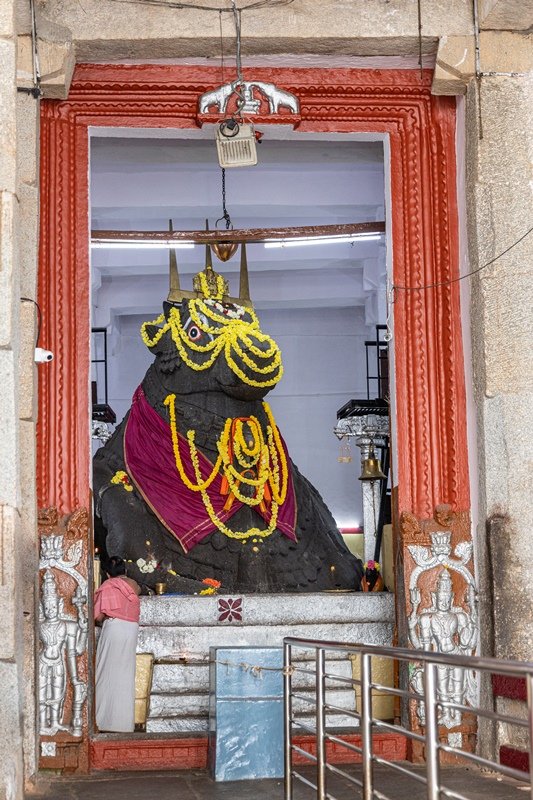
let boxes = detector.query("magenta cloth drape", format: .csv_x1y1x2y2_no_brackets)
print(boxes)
124,386,297,552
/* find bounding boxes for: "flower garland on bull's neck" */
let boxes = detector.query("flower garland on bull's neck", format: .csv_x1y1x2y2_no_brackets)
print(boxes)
164,393,289,540
140,298,283,390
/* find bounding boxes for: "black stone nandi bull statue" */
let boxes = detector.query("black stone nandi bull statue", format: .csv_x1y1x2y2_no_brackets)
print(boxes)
94,245,363,594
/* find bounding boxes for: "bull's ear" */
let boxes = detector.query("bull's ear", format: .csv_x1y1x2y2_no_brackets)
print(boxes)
144,323,163,342
163,300,182,317
144,324,181,373
143,325,173,356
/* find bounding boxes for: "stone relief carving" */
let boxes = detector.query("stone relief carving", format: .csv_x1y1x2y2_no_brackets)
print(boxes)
39,533,88,737
198,80,299,115
407,531,478,729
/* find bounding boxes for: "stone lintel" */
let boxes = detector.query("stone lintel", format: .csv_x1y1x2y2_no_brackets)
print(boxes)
432,31,533,95
480,0,533,31
17,35,75,99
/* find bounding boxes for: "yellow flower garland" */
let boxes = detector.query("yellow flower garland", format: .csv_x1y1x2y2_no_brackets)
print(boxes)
164,394,229,492
140,299,283,390
164,393,289,540
111,470,134,492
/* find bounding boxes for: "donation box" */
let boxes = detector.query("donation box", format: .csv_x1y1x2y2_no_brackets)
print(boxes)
209,646,284,781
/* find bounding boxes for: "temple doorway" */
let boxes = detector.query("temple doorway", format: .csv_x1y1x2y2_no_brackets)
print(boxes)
37,65,469,772
89,131,391,571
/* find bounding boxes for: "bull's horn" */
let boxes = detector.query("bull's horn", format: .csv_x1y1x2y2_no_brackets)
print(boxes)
168,219,181,297
239,242,250,304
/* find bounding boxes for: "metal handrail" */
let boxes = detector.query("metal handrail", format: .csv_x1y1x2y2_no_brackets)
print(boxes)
284,636,533,800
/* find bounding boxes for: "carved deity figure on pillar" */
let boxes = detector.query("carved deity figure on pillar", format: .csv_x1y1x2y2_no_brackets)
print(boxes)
407,531,478,729
39,570,88,736
409,569,477,727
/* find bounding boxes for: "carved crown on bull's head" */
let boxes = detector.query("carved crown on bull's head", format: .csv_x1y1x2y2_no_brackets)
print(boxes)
167,224,252,309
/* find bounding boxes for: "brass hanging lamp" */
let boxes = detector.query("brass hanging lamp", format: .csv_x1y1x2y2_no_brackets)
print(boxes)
359,444,386,481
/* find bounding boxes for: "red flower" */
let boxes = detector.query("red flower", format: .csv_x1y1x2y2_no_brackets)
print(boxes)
203,577,221,588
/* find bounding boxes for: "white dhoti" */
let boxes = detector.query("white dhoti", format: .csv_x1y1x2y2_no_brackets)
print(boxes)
95,617,139,732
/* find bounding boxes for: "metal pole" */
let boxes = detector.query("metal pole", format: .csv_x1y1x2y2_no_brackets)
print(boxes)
316,648,327,800
423,662,441,800
361,652,374,800
283,641,293,800
526,673,533,800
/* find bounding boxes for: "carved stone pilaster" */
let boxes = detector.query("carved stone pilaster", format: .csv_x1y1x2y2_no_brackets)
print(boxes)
38,507,90,772
400,505,478,759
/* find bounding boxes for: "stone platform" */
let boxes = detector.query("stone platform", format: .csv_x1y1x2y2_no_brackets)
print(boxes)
137,592,395,734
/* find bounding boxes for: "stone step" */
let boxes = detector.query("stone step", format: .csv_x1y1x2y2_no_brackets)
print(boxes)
146,712,360,735
137,593,393,737
148,688,355,719
139,592,394,628
151,657,354,694
138,621,393,659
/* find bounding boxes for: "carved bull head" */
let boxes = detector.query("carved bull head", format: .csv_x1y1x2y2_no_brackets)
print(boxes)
140,245,283,401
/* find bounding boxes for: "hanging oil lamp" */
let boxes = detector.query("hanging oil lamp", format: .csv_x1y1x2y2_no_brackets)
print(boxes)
337,439,353,463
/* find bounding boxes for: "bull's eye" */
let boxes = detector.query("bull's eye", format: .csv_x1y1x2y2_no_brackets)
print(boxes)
188,325,202,341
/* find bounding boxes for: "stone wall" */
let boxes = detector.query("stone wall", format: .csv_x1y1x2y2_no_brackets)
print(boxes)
465,70,533,758
1,1,531,795
0,2,39,799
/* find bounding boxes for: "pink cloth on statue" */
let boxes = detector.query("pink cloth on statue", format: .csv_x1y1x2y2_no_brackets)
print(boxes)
123,385,297,553
94,577,140,623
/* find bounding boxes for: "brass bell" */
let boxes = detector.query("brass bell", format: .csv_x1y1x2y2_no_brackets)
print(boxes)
359,446,386,481
211,241,239,262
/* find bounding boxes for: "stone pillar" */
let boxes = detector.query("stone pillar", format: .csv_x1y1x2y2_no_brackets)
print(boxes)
0,2,29,798
334,413,389,564
465,70,533,752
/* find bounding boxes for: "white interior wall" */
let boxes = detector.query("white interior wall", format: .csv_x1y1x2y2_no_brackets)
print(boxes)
90,134,387,531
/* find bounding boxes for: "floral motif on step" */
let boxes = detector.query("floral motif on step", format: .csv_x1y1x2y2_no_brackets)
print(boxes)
218,597,243,623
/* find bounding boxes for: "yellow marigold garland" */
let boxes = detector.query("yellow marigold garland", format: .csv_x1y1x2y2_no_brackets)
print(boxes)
164,394,229,492
111,470,134,492
164,393,288,540
140,300,283,390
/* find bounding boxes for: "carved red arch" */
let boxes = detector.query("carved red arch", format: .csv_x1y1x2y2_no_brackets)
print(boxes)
38,64,468,519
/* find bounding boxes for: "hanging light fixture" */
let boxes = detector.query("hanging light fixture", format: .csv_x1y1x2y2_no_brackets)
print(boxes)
214,0,258,169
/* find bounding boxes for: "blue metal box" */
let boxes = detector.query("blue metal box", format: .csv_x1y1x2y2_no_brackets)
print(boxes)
209,646,284,781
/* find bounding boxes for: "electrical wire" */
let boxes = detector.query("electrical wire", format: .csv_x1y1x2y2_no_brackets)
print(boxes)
231,0,243,84
417,0,423,79
393,224,533,292
21,297,42,346
17,0,42,98
107,0,293,11
218,10,225,83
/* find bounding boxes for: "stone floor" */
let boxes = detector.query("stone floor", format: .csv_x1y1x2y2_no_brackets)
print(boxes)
27,765,529,799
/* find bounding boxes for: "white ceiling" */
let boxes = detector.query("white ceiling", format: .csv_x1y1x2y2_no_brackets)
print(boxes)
90,134,387,327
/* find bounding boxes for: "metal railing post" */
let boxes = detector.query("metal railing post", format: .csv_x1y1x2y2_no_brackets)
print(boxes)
361,651,374,800
284,641,293,800
316,647,327,800
526,672,533,800
423,662,441,800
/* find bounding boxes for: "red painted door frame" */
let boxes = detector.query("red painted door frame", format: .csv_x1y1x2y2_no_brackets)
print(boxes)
37,64,470,770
